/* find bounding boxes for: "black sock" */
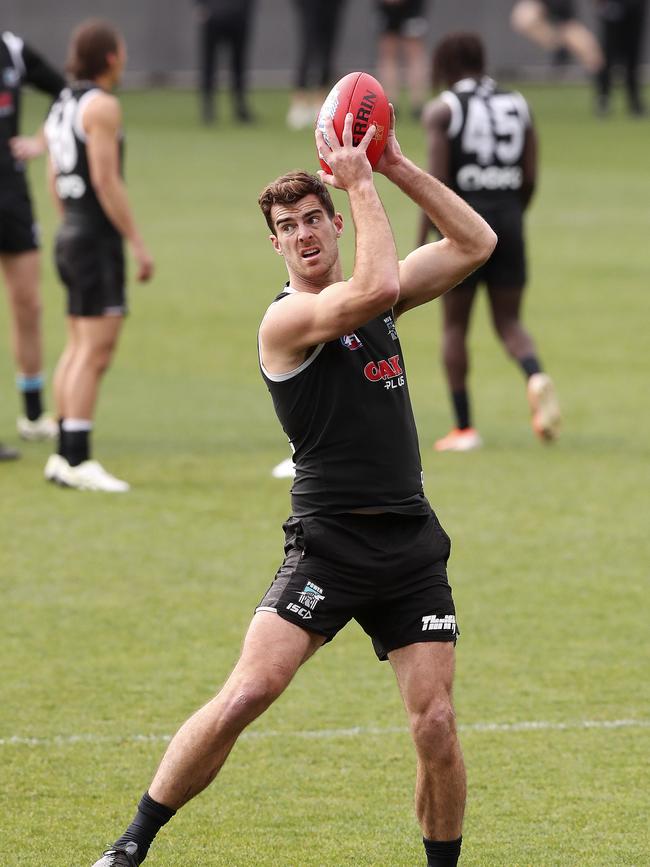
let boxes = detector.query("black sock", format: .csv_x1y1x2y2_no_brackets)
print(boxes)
62,429,90,466
423,836,462,866
113,792,176,864
23,388,43,421
519,355,542,379
57,419,65,457
451,390,471,430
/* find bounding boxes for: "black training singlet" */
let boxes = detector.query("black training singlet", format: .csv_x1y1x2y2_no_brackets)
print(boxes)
44,83,123,236
259,287,430,517
440,76,531,213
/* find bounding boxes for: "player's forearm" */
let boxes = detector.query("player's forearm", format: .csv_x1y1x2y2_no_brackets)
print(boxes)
385,156,496,262
93,176,144,245
347,182,400,306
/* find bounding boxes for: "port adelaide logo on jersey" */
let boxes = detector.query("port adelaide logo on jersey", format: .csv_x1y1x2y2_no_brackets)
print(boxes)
286,581,325,620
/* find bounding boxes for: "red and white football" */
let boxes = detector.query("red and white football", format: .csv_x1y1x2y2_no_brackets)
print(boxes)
316,71,390,174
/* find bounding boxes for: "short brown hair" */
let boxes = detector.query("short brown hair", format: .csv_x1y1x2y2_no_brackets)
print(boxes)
432,32,486,90
258,171,335,234
66,19,121,81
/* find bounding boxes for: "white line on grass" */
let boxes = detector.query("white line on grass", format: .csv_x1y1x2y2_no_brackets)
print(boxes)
1,718,649,748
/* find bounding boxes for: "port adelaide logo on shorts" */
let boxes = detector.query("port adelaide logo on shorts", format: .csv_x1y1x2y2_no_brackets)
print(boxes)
286,581,326,620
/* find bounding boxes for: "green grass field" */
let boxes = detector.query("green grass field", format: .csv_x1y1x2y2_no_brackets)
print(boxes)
1,85,649,866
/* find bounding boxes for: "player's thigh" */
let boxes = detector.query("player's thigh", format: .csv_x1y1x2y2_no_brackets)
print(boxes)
0,249,40,308
389,641,457,715
236,610,326,683
486,283,525,329
442,281,478,331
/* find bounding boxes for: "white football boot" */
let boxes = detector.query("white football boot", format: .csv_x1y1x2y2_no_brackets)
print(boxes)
434,428,483,452
17,414,58,441
527,373,561,442
44,453,68,483
271,456,296,479
58,459,130,492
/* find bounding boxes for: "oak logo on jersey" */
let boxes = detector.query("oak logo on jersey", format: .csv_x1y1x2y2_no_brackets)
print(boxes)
340,332,363,350
364,355,403,382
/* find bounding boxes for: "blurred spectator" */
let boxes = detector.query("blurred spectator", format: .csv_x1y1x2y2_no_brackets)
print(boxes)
419,32,561,450
594,0,647,115
195,0,256,124
511,0,603,74
1,31,64,444
376,0,431,119
287,0,348,130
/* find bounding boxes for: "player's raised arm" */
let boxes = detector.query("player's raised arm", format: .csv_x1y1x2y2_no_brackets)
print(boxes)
376,107,497,317
259,115,400,375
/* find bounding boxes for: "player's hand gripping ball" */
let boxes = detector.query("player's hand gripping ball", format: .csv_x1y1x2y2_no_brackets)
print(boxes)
316,72,390,173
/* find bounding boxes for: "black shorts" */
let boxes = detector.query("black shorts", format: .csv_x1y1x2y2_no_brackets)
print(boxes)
257,510,458,661
377,0,429,38
0,188,39,254
456,204,526,291
542,0,575,23
55,226,126,317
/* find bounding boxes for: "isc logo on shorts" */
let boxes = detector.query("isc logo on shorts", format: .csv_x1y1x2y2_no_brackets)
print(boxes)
421,614,456,633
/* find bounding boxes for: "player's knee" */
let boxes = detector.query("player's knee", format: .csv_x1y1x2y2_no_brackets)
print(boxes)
511,1,538,34
13,290,42,324
409,698,457,757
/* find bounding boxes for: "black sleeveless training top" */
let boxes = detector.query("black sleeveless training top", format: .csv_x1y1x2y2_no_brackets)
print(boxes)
259,287,430,517
44,82,123,236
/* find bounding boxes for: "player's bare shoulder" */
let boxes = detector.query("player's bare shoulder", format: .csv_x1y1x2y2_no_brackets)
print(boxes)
421,96,451,132
83,90,122,134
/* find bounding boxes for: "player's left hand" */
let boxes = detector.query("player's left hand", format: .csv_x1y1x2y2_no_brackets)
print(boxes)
374,105,404,177
9,135,46,161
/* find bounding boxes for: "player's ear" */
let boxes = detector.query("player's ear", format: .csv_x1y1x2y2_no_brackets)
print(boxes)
333,213,344,237
269,233,283,255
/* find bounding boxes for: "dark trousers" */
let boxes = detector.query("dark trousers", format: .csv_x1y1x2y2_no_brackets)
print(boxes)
597,1,647,110
199,8,253,117
292,0,347,90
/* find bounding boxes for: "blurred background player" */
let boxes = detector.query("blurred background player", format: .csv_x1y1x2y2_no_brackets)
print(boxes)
511,0,603,76
286,0,348,130
594,0,648,116
376,0,430,119
43,20,154,492
194,0,256,124
1,30,64,443
419,32,560,451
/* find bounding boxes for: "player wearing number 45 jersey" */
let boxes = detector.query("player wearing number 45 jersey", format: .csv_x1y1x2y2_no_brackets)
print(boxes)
420,32,560,451
89,106,496,864
43,20,153,492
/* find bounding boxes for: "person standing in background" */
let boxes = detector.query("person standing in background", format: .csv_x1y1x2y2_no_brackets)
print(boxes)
376,0,431,119
420,32,560,451
1,31,64,444
44,20,154,492
594,0,647,115
286,0,348,130
511,0,603,75
195,0,256,124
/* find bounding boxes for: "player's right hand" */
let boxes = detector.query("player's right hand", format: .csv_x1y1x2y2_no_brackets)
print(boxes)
316,114,375,191
132,241,154,282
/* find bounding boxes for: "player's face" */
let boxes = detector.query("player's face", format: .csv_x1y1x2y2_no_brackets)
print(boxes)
270,195,343,285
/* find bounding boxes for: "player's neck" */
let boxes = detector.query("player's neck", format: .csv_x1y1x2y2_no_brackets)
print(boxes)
287,262,344,294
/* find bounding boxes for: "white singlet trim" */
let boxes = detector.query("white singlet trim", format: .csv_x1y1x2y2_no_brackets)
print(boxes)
440,91,463,139
2,32,25,78
258,285,326,382
73,87,102,143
